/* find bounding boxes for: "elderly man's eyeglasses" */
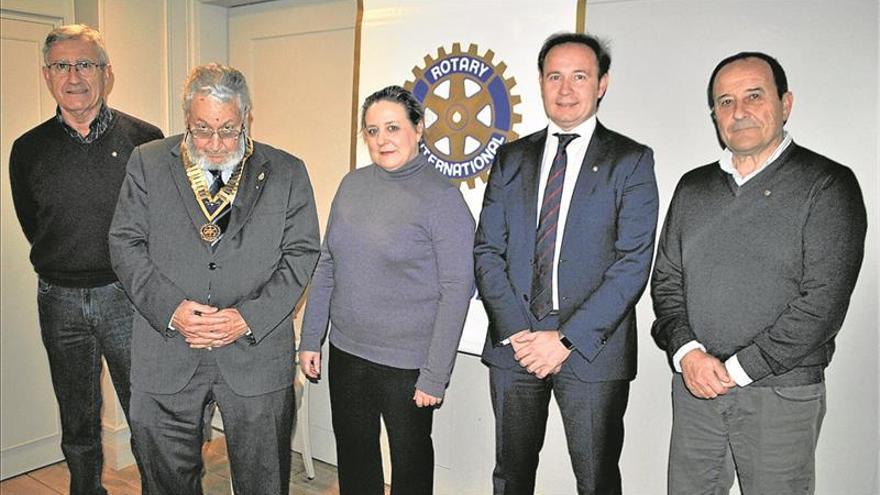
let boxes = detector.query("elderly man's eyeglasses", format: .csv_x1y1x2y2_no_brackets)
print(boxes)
188,125,244,141
46,61,106,76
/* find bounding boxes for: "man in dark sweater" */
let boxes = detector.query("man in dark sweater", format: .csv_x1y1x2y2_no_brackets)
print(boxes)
8,24,162,495
651,52,866,494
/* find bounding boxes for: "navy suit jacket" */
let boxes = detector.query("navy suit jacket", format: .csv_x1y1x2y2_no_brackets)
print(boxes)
475,122,658,382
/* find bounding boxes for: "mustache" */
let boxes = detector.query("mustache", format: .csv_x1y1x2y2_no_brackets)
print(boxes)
184,134,246,172
730,118,759,131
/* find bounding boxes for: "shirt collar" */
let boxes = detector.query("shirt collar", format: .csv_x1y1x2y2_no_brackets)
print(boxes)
719,131,793,186
547,114,598,144
55,104,113,144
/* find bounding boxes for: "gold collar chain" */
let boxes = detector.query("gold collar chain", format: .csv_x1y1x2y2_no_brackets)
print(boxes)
180,137,254,223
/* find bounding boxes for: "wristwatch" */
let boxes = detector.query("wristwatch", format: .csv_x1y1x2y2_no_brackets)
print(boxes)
559,334,575,350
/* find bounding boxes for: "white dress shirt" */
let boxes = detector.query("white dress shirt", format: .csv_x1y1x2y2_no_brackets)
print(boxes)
536,116,598,310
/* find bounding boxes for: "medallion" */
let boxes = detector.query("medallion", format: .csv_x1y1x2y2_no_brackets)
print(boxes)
200,223,221,243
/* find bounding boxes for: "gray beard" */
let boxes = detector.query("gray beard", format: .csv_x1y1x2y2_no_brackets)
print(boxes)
185,134,246,172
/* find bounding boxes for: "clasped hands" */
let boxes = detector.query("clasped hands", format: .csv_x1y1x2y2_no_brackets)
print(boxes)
511,329,572,379
680,348,736,399
171,300,249,349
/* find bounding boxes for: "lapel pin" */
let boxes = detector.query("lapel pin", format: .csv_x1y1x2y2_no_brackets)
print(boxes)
592,166,599,172
111,151,118,157
764,190,772,196
258,172,265,181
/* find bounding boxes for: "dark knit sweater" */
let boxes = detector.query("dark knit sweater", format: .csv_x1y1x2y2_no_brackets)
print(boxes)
651,143,866,387
300,154,475,398
9,109,163,287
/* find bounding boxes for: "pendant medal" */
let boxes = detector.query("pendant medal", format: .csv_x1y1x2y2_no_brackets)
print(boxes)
199,223,222,242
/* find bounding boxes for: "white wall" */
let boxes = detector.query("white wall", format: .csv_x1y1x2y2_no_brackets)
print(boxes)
586,1,879,494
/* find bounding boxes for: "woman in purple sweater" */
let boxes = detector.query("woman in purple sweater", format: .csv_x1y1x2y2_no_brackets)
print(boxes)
299,86,475,495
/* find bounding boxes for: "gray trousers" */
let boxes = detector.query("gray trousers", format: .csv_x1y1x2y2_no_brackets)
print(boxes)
668,374,825,495
130,351,294,495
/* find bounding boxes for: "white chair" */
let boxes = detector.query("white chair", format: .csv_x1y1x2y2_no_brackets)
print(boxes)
295,364,316,479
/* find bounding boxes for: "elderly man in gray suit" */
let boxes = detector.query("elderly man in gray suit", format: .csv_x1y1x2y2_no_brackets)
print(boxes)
109,63,320,494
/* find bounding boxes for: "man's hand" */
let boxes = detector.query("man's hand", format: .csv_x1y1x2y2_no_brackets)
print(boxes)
171,300,223,344
176,304,250,349
299,351,321,380
680,348,735,399
508,329,534,354
414,389,442,408
514,330,571,379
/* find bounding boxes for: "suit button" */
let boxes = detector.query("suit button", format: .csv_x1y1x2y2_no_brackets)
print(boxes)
208,262,217,270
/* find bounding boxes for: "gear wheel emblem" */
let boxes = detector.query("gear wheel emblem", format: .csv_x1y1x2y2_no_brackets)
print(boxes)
405,43,522,188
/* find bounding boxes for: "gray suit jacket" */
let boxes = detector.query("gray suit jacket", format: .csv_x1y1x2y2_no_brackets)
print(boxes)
109,135,320,396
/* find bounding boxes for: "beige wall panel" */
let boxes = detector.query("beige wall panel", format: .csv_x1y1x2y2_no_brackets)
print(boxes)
230,0,356,229
99,0,169,133
248,28,355,226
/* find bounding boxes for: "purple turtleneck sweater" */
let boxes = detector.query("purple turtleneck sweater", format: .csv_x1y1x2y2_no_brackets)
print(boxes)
300,154,475,398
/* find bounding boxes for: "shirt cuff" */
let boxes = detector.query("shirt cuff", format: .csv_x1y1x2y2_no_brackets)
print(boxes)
724,354,753,387
672,340,705,373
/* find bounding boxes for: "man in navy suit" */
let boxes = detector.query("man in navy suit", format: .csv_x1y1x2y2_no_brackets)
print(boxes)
475,32,658,494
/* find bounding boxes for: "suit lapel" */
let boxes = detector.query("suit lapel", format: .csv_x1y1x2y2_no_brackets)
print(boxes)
168,139,214,253
563,121,611,234
521,128,548,241
220,145,270,245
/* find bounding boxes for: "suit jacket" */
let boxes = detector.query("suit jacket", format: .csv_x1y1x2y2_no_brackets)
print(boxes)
475,122,658,382
109,135,320,396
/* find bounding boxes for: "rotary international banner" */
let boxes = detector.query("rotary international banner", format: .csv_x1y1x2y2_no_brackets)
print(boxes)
356,0,584,354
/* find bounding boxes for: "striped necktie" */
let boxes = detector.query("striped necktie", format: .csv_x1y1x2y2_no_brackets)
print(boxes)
530,132,579,320
209,171,230,233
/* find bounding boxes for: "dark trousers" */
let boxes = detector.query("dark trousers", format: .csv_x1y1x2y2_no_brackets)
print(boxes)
129,351,293,495
329,345,435,495
489,362,630,495
37,279,140,495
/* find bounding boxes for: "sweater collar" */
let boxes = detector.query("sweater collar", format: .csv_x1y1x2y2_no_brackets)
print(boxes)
374,152,427,181
55,104,113,144
718,131,793,186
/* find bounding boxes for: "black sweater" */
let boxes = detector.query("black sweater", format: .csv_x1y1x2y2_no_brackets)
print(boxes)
651,144,867,387
10,109,163,287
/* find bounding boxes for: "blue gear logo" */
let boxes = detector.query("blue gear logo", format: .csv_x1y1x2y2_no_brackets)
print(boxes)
404,43,522,188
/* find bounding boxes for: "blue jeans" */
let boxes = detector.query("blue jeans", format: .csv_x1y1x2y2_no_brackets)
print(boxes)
37,279,138,495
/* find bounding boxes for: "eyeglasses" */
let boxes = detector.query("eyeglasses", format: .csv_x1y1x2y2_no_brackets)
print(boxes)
46,61,106,76
188,125,245,141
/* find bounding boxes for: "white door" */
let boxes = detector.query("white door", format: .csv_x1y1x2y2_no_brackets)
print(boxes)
0,0,73,479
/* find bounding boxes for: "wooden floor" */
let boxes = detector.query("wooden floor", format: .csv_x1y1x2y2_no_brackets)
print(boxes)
0,436,382,495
